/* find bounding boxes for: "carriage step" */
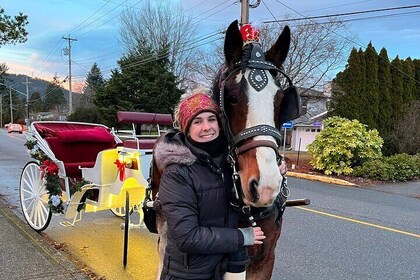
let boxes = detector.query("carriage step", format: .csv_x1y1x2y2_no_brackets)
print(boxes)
60,221,76,227
120,222,146,230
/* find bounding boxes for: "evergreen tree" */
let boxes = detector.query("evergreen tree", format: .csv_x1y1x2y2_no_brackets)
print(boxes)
95,45,183,127
390,57,404,123
363,43,379,129
79,63,105,109
331,48,365,120
377,48,393,137
0,7,28,46
402,58,415,104
413,59,420,100
29,91,43,113
44,74,66,112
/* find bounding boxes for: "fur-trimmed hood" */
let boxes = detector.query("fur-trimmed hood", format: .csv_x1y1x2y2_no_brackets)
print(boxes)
153,129,197,171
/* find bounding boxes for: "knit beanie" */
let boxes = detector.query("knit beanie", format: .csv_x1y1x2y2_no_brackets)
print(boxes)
175,93,220,134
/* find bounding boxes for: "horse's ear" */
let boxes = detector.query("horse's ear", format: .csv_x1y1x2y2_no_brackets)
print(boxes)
265,26,291,68
224,20,243,66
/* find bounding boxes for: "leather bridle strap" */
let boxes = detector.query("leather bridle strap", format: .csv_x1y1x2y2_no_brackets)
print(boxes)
230,124,282,148
235,140,279,157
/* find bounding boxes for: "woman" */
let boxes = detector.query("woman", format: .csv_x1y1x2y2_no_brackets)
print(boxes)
154,92,265,280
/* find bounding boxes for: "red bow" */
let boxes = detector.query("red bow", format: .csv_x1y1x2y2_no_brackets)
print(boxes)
240,23,260,44
114,159,125,181
41,159,59,176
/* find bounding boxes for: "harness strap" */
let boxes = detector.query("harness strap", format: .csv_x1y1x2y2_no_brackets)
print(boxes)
231,124,282,147
235,140,279,157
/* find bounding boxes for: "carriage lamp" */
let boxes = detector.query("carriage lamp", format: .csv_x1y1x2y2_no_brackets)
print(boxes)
117,150,133,168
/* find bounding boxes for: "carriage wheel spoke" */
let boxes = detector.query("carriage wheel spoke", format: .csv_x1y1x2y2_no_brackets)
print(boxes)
22,196,34,203
26,198,35,212
36,201,43,228
39,196,48,204
31,203,37,226
23,178,35,193
30,167,38,184
22,188,35,197
38,202,47,225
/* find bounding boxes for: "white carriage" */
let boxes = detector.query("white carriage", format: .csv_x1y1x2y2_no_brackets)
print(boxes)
19,112,173,266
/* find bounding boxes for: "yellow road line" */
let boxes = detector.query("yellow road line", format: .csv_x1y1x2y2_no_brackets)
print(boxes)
295,206,420,238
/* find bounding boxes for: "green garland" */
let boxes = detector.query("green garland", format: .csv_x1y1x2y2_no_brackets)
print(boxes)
25,139,91,214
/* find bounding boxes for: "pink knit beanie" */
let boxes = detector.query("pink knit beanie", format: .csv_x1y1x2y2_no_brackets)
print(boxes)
176,93,220,134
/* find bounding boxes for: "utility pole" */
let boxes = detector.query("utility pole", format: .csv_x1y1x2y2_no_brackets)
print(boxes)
240,0,261,26
240,0,249,25
62,36,77,115
23,76,31,126
0,94,2,127
9,88,13,123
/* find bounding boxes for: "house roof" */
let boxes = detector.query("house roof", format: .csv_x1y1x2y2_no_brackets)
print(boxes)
292,87,329,127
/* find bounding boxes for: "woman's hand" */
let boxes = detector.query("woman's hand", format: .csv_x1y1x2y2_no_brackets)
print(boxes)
253,226,266,245
279,159,287,175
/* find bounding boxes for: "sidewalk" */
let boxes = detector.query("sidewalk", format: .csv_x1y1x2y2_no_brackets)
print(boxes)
0,198,89,280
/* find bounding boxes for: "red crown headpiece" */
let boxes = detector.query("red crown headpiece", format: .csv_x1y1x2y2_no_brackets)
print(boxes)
240,23,260,45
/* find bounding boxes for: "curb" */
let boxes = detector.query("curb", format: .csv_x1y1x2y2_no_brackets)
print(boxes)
287,171,356,186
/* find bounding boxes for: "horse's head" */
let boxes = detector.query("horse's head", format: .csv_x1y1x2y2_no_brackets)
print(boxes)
213,20,300,208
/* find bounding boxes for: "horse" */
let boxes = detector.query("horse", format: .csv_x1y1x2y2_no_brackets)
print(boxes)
147,20,301,280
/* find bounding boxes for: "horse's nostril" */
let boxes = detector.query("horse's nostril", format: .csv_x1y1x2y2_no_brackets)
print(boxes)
249,179,259,203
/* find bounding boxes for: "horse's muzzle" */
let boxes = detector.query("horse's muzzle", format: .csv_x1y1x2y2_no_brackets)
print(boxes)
249,178,260,203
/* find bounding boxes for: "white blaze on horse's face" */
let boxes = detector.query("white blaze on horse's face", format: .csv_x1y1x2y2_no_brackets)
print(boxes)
237,70,283,207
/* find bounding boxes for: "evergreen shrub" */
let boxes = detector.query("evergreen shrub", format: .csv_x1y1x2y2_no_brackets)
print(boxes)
307,116,383,175
353,153,420,181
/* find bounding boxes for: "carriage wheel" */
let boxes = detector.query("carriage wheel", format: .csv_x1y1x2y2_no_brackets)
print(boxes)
123,190,130,267
20,161,52,232
110,206,133,218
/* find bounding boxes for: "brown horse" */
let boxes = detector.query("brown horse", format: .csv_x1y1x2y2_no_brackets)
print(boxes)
148,20,300,280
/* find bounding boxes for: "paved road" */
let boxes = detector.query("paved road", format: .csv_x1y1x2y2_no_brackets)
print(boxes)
1,129,419,280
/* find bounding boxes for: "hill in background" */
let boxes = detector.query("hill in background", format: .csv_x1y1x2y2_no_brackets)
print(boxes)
2,73,69,98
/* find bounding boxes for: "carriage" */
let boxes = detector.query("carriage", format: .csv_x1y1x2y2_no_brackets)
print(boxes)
19,111,173,266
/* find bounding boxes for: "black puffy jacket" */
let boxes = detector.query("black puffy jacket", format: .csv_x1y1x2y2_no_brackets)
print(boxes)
155,129,242,280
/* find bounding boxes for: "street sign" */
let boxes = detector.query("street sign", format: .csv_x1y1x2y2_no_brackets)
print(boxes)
282,121,293,129
313,122,322,127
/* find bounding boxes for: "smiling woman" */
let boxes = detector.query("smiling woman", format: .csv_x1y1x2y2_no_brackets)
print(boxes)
152,91,265,280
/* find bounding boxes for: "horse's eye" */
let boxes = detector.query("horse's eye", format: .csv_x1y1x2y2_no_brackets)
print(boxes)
227,94,238,104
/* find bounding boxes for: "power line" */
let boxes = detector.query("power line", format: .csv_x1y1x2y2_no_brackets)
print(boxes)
263,4,420,23
270,0,420,85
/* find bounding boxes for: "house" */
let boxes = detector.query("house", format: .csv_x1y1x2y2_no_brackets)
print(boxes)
289,83,331,152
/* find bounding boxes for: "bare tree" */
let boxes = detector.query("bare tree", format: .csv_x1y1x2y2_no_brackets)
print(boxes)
193,18,353,91
262,18,353,90
118,0,200,89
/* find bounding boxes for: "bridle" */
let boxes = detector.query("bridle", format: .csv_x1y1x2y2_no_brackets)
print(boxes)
217,43,294,219
218,43,294,170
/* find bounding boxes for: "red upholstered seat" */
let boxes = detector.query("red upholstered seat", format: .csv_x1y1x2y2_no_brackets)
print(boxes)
34,123,115,179
123,139,157,150
64,162,95,180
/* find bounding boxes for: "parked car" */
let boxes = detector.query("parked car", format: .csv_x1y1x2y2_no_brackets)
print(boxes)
7,123,24,134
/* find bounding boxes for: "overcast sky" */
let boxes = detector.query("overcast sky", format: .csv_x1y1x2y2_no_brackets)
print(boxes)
1,0,420,91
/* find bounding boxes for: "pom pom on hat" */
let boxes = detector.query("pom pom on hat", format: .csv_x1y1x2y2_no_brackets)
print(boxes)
176,93,220,134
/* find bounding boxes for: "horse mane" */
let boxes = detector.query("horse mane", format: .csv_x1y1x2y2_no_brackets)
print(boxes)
211,69,222,103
